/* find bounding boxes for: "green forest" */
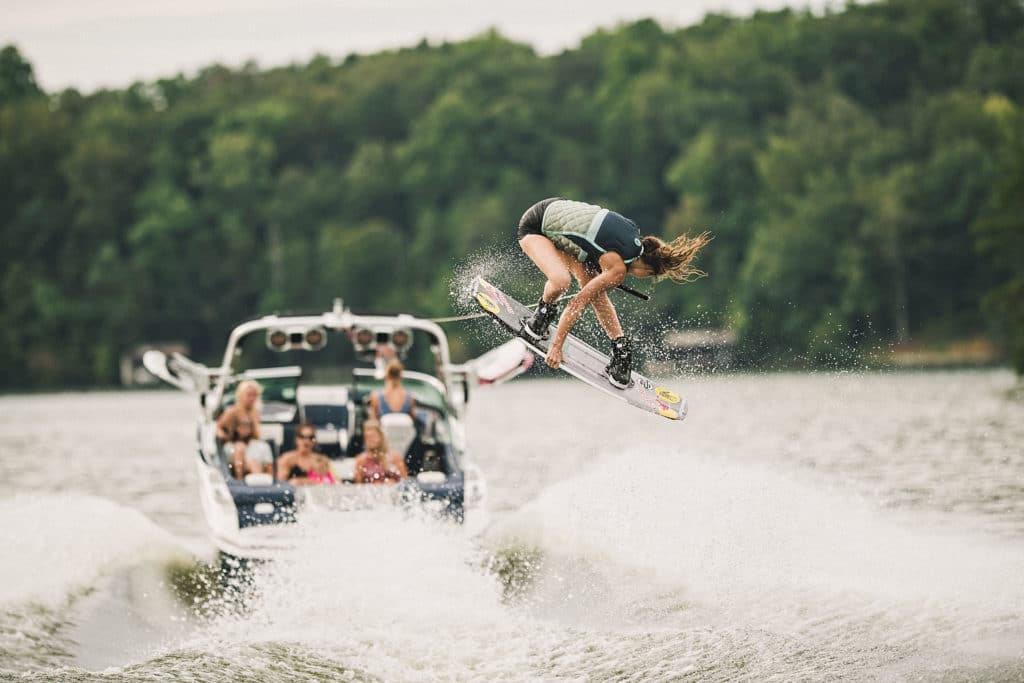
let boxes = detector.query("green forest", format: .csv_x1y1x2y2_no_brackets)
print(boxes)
1,0,1023,389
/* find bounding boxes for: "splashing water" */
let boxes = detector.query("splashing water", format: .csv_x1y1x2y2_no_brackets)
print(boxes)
0,494,189,608
447,244,533,314
486,448,1024,677
0,495,196,674
186,509,558,682
2,373,1022,681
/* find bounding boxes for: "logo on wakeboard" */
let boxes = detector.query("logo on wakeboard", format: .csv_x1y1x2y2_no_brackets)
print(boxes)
657,406,680,420
476,292,500,314
655,387,680,404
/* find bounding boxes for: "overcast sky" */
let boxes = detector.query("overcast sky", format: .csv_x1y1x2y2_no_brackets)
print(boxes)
4,0,832,92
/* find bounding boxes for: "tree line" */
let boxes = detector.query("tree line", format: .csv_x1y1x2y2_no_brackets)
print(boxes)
1,0,1022,389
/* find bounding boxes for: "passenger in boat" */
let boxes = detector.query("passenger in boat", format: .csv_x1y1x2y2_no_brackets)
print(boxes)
276,422,335,485
225,418,273,479
353,419,407,484
368,359,417,419
216,379,262,442
517,197,710,388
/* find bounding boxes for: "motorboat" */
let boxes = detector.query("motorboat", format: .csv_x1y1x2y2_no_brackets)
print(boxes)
144,299,531,560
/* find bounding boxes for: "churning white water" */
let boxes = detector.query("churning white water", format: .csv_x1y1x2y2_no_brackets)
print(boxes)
1,370,1022,681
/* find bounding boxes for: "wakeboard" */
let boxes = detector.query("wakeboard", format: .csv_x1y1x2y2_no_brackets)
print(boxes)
471,276,687,422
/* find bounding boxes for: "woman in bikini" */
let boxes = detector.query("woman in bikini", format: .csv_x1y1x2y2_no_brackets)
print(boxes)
276,421,335,485
226,417,273,479
216,380,266,478
216,379,262,441
353,419,408,484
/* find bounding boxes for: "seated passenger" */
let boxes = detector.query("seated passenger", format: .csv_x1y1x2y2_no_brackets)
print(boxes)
354,419,408,484
276,422,335,485
368,360,417,419
226,418,273,479
217,379,262,443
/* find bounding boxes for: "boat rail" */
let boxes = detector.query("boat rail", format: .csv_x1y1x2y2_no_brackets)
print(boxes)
207,300,456,415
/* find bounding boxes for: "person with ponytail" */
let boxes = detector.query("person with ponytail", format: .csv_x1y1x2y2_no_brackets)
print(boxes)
368,359,417,420
516,197,710,388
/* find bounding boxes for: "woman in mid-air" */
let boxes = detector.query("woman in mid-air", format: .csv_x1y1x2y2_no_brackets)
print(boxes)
517,197,710,388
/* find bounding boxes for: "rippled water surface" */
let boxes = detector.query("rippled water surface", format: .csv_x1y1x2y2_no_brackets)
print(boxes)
1,370,1022,681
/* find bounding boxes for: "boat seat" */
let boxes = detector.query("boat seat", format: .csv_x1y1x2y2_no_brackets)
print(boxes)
219,438,278,482
333,457,356,483
260,423,284,450
247,439,275,470
379,413,417,457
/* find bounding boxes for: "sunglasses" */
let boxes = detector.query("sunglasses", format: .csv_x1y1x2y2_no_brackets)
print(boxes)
296,434,316,441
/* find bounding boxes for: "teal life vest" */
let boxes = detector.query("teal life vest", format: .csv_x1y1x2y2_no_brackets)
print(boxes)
541,200,643,268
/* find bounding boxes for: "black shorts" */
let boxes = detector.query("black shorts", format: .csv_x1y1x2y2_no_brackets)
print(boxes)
516,197,563,240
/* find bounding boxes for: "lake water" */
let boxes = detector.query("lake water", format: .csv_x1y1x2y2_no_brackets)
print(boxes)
1,370,1022,681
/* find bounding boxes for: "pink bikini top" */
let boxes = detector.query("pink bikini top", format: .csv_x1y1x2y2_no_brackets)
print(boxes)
359,458,401,483
305,469,335,484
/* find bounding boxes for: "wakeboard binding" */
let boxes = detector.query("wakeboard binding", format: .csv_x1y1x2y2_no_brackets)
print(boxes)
604,335,634,389
521,299,559,341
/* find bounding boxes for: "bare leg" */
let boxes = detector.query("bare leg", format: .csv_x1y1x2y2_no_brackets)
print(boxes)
247,457,273,475
565,259,624,339
590,290,624,339
231,443,247,479
519,235,572,303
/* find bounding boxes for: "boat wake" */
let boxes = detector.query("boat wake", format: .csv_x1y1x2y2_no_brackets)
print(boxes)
0,494,196,674
204,509,539,676
486,449,1024,678
0,494,193,607
4,456,1022,681
159,451,1023,681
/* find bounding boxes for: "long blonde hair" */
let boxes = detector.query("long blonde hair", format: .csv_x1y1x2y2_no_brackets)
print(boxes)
234,379,263,406
638,232,712,283
361,419,391,462
233,379,262,438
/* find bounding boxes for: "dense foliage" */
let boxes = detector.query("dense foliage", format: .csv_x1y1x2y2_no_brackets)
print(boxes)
1,0,1023,388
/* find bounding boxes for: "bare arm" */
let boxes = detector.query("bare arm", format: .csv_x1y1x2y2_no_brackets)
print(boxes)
390,452,408,479
281,454,313,485
275,451,294,482
215,407,235,440
567,258,624,339
547,254,626,365
353,454,366,484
